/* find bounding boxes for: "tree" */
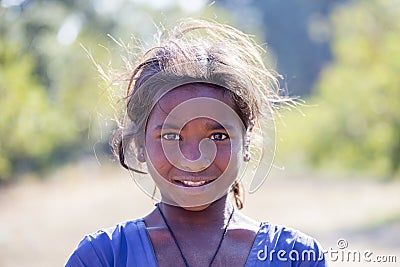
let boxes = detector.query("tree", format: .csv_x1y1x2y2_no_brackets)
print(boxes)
280,0,400,178
0,0,113,180
0,40,74,179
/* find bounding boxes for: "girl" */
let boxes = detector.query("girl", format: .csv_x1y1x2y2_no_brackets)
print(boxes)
66,19,327,266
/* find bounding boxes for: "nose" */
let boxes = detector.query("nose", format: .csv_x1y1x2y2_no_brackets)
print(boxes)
180,139,201,161
177,138,217,172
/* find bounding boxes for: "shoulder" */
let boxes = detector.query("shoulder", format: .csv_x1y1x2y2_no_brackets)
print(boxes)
250,222,327,266
260,222,321,248
65,219,151,267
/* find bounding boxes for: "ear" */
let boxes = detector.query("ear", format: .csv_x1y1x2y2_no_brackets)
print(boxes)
137,146,146,163
244,125,252,146
135,136,146,163
243,127,252,162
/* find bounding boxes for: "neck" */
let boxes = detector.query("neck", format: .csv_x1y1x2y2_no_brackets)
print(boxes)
157,196,233,227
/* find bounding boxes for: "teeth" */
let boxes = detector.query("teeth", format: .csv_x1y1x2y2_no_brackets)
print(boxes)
181,180,207,187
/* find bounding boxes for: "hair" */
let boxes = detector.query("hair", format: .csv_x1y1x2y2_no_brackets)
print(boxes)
107,18,287,210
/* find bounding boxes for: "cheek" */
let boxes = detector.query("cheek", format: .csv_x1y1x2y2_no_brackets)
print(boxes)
214,141,241,171
145,138,170,174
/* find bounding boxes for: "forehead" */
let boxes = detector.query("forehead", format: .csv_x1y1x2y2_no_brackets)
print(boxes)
146,83,243,129
156,83,236,112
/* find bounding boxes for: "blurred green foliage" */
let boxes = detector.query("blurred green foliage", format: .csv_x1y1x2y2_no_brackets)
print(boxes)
0,39,69,178
0,1,116,181
279,0,400,178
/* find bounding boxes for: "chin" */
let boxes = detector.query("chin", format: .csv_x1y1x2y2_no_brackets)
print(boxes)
180,203,212,212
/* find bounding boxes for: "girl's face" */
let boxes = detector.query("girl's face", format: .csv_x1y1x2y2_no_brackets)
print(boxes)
144,83,245,210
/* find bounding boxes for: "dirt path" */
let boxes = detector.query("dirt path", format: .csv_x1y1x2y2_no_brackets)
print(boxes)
0,159,399,267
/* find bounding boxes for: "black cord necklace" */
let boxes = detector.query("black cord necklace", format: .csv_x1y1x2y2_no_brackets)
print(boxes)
156,203,234,267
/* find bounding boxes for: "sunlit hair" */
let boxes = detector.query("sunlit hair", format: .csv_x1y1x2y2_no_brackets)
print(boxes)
102,19,290,209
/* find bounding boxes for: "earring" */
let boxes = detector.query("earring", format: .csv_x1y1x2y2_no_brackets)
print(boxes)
138,147,145,162
243,143,251,162
243,136,251,162
243,150,251,162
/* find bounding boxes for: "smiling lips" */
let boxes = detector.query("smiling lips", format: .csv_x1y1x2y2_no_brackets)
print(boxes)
173,179,216,187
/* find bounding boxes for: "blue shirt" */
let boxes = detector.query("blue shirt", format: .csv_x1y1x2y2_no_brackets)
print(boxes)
66,219,327,266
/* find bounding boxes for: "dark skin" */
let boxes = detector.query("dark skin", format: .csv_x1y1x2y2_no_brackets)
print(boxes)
144,198,259,267
142,84,260,266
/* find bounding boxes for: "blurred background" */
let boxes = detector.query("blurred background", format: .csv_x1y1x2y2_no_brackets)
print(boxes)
0,0,399,266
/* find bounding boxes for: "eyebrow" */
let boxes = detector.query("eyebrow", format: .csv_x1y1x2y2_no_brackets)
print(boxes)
154,123,180,131
204,121,234,131
153,121,235,131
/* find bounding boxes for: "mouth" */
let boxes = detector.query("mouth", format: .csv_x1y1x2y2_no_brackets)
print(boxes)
172,179,216,187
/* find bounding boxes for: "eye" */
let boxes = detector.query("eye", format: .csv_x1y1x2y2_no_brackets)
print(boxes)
210,133,228,141
162,133,181,141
